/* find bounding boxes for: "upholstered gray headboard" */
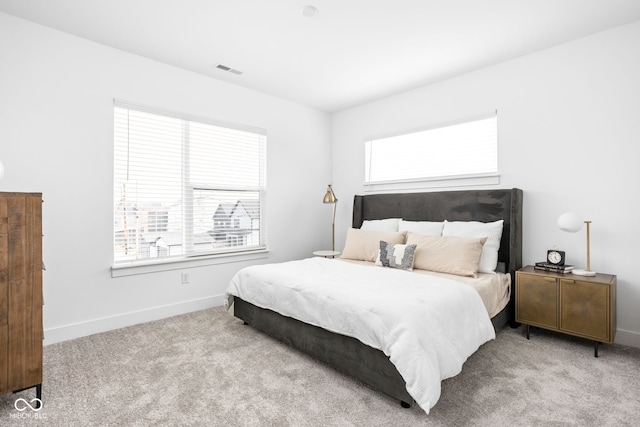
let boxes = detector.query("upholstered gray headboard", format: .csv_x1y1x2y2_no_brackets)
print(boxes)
352,188,523,282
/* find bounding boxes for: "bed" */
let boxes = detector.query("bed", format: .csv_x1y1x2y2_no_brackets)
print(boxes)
226,188,523,413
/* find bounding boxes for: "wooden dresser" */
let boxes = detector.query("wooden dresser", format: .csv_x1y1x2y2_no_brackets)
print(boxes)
0,192,43,404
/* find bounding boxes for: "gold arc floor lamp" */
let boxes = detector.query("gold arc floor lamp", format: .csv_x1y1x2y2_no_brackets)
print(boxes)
557,212,596,276
323,184,338,252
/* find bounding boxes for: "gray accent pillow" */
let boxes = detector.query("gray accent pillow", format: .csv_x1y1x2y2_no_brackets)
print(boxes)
375,241,417,271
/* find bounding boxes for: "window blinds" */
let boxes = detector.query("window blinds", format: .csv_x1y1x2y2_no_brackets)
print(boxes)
364,113,497,184
113,101,267,264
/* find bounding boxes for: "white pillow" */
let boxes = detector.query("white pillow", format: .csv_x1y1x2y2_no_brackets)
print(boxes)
399,220,443,236
361,218,401,232
442,219,504,273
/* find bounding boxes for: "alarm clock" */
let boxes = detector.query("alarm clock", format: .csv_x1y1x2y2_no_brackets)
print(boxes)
547,249,566,266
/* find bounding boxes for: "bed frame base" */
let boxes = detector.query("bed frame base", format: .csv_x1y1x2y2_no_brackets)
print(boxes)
234,297,511,408
234,298,414,407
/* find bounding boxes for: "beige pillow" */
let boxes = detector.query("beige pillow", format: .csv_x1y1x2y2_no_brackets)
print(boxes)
442,220,503,273
405,232,487,278
341,228,407,262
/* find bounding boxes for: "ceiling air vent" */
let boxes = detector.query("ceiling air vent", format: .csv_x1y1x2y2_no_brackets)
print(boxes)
215,63,243,75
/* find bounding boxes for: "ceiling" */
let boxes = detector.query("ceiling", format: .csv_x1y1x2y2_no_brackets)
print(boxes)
2,0,640,113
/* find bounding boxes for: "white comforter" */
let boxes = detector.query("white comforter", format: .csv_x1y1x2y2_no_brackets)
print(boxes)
226,257,495,413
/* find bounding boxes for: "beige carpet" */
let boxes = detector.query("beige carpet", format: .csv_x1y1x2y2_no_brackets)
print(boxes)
2,306,639,426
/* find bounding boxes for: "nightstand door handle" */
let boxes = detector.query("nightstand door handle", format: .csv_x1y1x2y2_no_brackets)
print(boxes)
564,279,575,284
544,277,556,282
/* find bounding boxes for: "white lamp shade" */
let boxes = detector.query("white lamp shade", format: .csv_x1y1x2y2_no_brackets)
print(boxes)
557,212,583,233
0,160,4,179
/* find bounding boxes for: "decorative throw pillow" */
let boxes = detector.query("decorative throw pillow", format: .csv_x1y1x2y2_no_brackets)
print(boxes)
405,233,487,277
375,241,417,271
341,228,407,262
442,220,504,273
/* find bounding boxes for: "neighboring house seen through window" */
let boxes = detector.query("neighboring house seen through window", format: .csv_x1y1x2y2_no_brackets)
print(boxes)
113,101,267,265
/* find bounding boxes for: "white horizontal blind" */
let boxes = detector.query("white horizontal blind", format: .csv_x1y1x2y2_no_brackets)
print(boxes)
364,113,497,184
114,101,267,264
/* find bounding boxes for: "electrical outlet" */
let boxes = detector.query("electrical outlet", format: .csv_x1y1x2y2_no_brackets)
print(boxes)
181,273,189,284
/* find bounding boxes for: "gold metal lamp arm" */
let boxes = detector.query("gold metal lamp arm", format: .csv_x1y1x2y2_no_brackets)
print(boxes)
323,184,338,253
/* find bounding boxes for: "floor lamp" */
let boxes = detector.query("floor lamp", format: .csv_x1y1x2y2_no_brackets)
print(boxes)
557,212,596,276
323,184,338,252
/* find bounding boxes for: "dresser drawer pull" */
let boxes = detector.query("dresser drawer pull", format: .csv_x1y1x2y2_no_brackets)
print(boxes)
544,277,556,282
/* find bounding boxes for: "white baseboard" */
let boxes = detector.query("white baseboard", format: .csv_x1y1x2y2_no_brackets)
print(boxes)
615,328,640,349
43,295,225,345
43,298,640,350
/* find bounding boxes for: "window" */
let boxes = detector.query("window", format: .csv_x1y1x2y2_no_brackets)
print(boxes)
113,101,267,265
364,113,497,185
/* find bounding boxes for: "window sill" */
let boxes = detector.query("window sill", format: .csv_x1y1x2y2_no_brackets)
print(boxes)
363,173,500,193
111,249,269,278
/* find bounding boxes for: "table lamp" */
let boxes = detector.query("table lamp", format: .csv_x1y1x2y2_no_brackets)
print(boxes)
557,212,596,276
323,184,338,252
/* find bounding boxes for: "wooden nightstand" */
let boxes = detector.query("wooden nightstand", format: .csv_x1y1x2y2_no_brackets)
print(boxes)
515,265,616,357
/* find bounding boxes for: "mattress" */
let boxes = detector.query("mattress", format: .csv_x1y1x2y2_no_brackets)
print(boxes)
341,259,511,318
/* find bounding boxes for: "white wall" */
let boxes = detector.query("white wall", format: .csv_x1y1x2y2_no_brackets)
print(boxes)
332,21,640,347
3,11,639,349
0,13,333,344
